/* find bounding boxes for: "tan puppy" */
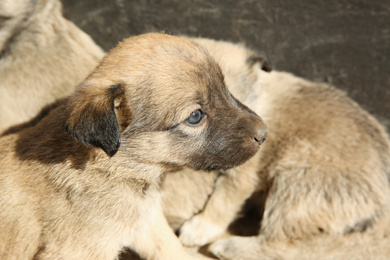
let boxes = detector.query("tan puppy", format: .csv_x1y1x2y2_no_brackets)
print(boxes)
161,38,390,259
0,0,104,134
0,33,267,260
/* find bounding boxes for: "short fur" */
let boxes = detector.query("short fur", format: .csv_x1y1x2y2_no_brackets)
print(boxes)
0,33,267,260
0,0,104,134
160,38,390,259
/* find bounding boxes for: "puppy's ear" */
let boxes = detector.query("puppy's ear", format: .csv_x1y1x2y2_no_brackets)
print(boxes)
247,53,273,72
65,83,131,157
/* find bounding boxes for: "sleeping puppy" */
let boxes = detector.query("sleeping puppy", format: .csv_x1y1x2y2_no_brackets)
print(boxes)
0,33,267,260
161,38,390,259
0,0,104,134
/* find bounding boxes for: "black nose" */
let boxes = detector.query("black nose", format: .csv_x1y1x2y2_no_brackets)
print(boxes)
254,125,267,145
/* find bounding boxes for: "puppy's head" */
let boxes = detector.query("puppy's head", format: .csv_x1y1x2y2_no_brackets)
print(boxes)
65,33,267,171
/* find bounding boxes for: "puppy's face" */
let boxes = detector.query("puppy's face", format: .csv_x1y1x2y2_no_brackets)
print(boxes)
65,33,267,171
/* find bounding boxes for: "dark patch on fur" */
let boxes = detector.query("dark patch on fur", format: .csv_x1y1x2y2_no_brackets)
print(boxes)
13,107,95,169
344,218,373,234
2,99,67,136
247,54,273,72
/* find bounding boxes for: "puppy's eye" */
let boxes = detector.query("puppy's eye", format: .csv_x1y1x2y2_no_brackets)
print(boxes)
186,109,205,126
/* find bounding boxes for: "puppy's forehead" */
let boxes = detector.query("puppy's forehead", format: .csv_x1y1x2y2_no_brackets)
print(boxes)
102,33,215,73
90,33,224,92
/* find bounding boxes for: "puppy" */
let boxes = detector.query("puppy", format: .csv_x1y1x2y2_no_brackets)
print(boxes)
161,38,390,259
0,0,104,134
0,33,267,260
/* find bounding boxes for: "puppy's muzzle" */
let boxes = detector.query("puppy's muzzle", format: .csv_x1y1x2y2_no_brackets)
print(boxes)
254,125,268,145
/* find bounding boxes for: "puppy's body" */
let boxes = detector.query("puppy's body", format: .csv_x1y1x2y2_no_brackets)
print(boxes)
0,123,161,259
0,33,266,260
161,38,390,259
0,0,104,133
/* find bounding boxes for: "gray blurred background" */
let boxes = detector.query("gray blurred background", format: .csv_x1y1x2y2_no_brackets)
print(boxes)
61,0,390,129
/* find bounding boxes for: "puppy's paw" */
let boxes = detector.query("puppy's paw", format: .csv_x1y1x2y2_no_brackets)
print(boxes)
179,214,225,247
209,236,261,260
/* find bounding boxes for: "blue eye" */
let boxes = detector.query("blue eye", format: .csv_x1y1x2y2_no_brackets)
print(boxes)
186,109,204,126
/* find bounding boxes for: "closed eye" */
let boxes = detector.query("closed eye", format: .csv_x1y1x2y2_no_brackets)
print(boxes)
185,109,206,126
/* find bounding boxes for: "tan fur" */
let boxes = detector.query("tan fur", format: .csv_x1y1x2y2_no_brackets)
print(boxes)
160,38,390,259
0,33,267,260
0,0,104,134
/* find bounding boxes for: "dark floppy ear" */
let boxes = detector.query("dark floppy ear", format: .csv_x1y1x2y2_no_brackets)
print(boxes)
247,53,273,72
65,83,130,157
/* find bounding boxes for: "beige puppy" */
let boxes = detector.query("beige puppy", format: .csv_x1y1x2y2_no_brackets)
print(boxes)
161,38,390,259
0,0,104,134
0,33,267,260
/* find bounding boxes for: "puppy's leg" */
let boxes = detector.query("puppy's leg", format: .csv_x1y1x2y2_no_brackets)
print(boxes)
179,157,260,246
162,168,218,231
132,201,212,260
